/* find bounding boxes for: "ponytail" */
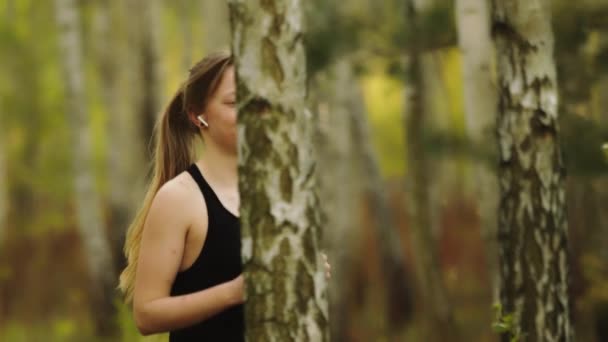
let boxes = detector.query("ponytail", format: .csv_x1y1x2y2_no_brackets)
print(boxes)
117,51,232,305
117,88,196,304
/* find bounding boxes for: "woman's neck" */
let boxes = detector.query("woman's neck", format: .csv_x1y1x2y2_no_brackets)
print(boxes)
197,142,238,189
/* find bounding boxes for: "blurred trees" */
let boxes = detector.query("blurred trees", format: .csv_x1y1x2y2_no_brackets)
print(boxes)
455,0,499,302
0,113,6,244
90,0,143,276
54,0,117,337
349,65,413,333
312,60,363,342
403,1,458,340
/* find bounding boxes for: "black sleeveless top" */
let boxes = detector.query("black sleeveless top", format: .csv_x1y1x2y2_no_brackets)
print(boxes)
169,163,245,341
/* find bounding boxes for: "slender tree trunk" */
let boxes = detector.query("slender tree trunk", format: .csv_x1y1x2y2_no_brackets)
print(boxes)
599,76,608,124
92,0,140,276
404,0,458,340
179,0,194,72
0,112,6,245
54,0,117,337
229,0,330,340
311,60,361,342
348,63,413,333
491,0,574,340
136,0,164,158
455,0,500,301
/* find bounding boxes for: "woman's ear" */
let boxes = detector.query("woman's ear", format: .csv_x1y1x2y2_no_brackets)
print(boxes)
187,109,207,128
197,115,209,128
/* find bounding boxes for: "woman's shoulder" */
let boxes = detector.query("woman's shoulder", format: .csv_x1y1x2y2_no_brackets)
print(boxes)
152,170,204,218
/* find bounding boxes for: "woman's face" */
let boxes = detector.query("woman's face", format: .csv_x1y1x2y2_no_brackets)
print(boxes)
201,65,237,154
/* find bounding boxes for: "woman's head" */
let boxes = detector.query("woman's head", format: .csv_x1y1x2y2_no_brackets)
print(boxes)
118,51,233,304
187,59,237,155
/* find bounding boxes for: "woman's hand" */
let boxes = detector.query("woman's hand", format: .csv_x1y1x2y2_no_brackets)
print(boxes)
230,274,245,305
321,252,331,280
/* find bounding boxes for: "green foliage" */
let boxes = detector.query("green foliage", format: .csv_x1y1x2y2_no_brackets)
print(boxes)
492,302,523,342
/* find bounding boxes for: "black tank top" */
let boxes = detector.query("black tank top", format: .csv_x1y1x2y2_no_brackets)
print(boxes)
169,163,245,341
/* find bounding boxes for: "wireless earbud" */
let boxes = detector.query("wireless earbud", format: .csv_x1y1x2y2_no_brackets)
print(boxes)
197,115,209,128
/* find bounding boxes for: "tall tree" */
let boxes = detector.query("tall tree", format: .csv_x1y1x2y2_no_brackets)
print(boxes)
92,0,143,276
135,0,164,157
455,0,499,300
347,63,413,333
0,5,9,244
178,0,194,73
54,0,117,337
311,60,361,342
0,109,6,245
403,0,458,340
229,0,330,340
491,0,574,340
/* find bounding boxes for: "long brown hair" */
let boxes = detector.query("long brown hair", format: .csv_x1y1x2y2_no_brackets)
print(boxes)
118,51,233,305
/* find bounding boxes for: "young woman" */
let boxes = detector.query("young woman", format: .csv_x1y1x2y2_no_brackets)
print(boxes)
118,51,330,341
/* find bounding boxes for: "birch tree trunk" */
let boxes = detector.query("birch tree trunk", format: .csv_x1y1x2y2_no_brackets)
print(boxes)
348,65,413,332
136,0,164,156
404,0,458,340
491,0,574,340
229,0,329,340
0,114,6,245
455,0,500,301
54,0,117,337
179,0,194,73
93,0,141,275
311,61,361,342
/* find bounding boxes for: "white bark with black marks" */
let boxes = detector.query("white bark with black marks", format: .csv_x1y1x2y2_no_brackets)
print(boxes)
55,0,117,336
491,0,574,340
229,0,329,340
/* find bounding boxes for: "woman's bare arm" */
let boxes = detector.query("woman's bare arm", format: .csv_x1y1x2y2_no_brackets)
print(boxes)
132,178,244,336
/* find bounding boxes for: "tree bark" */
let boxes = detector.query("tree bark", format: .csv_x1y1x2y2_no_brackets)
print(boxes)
455,0,500,302
229,0,330,340
491,0,574,340
404,0,459,340
54,0,117,337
